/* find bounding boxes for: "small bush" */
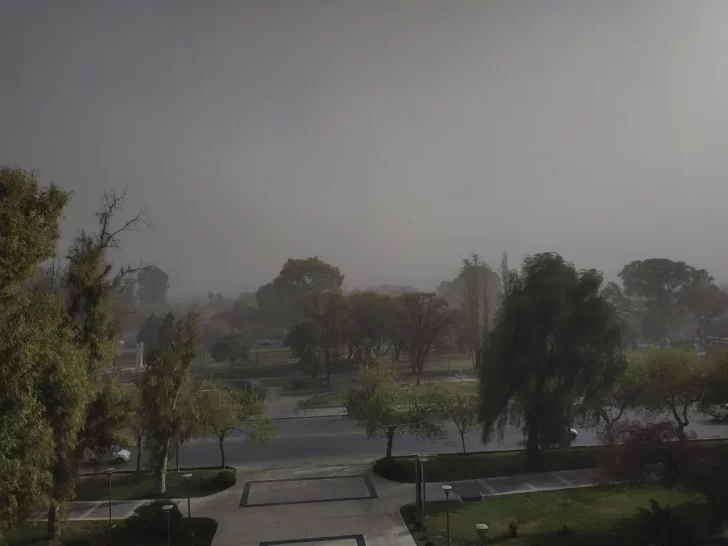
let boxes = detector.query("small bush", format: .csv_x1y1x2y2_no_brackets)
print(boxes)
127,499,182,538
292,379,303,391
373,457,414,482
213,469,236,489
508,520,520,538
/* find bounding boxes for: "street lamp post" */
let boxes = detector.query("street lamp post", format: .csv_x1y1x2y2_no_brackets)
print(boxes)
162,504,174,546
183,473,192,519
419,457,428,519
442,485,452,546
104,468,114,527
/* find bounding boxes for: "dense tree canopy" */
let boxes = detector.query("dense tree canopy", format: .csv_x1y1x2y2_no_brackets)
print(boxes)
0,167,69,294
137,265,169,307
346,291,396,361
618,258,693,346
140,311,200,495
395,293,452,384
480,253,626,466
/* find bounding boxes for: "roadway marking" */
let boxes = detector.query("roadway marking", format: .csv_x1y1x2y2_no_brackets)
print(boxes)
80,503,100,519
553,472,573,486
481,482,497,494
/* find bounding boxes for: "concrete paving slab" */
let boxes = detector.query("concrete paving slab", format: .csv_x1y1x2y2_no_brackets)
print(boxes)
450,481,485,501
520,472,568,489
554,469,596,487
86,500,139,519
242,476,377,507
483,476,535,494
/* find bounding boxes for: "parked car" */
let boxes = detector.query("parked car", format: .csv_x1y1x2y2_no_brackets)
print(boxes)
87,447,131,465
705,403,728,421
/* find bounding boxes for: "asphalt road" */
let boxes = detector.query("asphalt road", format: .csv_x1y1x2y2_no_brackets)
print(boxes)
105,411,728,473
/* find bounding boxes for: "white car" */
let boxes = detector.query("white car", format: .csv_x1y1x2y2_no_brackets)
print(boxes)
87,447,132,465
706,403,728,421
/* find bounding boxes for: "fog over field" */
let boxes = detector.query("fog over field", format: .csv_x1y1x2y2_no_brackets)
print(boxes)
2,1,728,298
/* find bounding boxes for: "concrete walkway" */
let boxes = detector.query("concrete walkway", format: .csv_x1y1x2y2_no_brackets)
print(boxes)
40,465,598,546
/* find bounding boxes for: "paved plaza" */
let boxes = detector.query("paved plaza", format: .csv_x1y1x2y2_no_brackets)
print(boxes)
36,465,599,546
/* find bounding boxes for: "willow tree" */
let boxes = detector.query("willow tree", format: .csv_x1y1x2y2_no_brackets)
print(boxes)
479,253,626,467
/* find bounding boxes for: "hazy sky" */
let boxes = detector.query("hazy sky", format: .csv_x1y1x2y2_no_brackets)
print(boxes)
3,1,727,298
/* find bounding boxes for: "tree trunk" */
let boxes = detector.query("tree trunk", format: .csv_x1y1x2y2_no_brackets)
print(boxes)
325,349,331,390
415,357,423,385
525,427,541,469
394,346,401,361
156,439,170,495
46,500,60,540
136,435,142,473
219,437,226,469
386,426,396,458
460,431,467,453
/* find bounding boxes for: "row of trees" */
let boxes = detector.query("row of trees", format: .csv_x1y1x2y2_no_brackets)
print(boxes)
613,258,728,352
0,168,269,542
285,288,454,387
344,359,479,457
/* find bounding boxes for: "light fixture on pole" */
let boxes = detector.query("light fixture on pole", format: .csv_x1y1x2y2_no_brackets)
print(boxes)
419,457,429,519
442,485,453,546
104,468,114,527
476,523,489,544
183,473,193,519
162,504,174,546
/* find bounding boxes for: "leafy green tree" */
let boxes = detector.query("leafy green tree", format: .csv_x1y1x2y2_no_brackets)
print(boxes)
0,168,73,540
200,318,238,354
433,389,478,453
171,385,199,472
576,358,647,445
619,258,694,346
140,311,200,494
395,293,452,385
273,256,344,301
640,348,708,441
211,333,250,366
0,167,69,294
257,257,345,331
298,291,351,387
158,311,176,349
346,291,396,361
137,265,169,307
197,382,272,468
285,321,323,392
345,359,444,458
0,292,83,541
601,281,641,351
680,268,728,354
125,384,146,473
136,312,162,350
480,253,626,467
47,189,146,540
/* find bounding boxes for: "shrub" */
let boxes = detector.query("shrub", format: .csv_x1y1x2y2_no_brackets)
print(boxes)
508,520,520,538
127,499,182,538
373,457,414,482
213,469,236,489
639,499,695,546
292,379,303,391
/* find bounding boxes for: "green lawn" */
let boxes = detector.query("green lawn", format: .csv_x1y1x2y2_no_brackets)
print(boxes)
8,518,217,546
375,446,602,483
402,485,727,546
74,469,235,501
298,381,478,409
